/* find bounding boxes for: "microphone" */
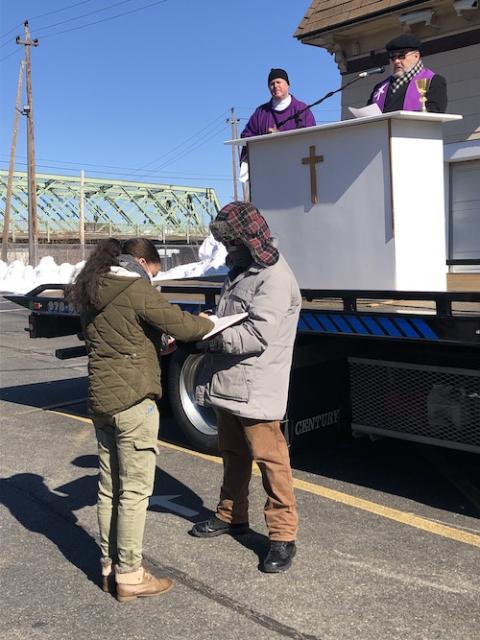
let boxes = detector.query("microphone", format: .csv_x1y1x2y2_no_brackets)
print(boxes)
358,66,385,78
277,65,387,128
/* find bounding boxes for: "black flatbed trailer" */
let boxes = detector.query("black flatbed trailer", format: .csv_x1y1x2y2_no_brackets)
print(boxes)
5,282,480,454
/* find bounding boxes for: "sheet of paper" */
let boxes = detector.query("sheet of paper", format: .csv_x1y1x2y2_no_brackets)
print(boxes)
239,161,249,184
348,103,382,119
202,312,248,340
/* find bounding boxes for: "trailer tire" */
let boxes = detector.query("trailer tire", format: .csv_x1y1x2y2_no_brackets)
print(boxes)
167,349,219,454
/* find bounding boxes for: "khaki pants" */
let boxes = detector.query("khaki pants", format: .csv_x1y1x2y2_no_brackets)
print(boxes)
215,409,298,541
93,398,159,570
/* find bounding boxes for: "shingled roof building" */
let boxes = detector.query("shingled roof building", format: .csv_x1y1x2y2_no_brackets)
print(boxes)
295,0,480,282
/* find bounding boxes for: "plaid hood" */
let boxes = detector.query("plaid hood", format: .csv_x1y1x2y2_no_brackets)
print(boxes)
210,201,279,268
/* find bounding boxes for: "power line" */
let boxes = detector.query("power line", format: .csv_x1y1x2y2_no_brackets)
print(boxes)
29,0,97,22
0,159,231,181
35,0,169,41
0,48,21,63
0,26,24,45
147,123,227,171
0,154,230,178
34,0,138,36
0,37,20,50
0,107,230,180
131,112,228,174
0,122,230,181
1,1,168,60
152,124,229,172
0,109,227,175
0,0,96,42
136,113,227,168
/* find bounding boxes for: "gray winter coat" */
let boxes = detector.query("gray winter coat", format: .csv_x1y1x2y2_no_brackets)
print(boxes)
195,254,301,420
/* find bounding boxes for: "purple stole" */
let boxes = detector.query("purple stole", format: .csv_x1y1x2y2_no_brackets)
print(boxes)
372,68,435,112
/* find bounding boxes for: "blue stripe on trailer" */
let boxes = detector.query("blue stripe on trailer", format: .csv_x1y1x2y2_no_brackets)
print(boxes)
304,312,327,331
317,314,339,332
297,312,329,333
411,318,439,340
395,318,421,338
361,316,385,336
298,311,439,341
300,313,318,331
328,314,354,334
298,316,309,331
378,317,403,337
346,315,370,335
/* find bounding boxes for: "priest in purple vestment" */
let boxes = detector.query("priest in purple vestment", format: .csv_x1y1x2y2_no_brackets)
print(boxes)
368,34,447,114
239,68,316,165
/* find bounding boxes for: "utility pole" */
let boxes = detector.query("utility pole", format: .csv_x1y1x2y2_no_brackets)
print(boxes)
79,170,86,260
227,107,239,201
2,59,25,262
16,21,39,266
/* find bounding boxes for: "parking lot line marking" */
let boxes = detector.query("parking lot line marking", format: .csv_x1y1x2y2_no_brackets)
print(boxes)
154,440,480,548
291,477,480,548
157,438,223,464
50,410,480,549
48,410,92,423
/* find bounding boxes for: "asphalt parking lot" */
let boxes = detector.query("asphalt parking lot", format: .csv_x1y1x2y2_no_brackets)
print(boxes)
1,299,479,640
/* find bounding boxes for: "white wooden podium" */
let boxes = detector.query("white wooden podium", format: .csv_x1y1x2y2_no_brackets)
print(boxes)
228,112,461,291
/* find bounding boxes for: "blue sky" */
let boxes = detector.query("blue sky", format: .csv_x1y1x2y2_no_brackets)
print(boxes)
0,0,341,207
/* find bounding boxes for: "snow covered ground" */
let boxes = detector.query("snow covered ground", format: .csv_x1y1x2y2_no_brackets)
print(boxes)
0,235,228,294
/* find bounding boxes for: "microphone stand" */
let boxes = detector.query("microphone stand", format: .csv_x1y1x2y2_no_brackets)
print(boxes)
276,74,368,129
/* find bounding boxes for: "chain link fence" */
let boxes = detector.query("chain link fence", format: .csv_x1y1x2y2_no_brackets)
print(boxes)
0,243,202,271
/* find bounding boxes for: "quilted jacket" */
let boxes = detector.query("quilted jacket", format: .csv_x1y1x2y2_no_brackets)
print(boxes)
82,267,213,416
195,255,301,420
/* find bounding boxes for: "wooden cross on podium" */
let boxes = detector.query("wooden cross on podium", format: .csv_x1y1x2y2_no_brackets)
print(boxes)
302,145,324,204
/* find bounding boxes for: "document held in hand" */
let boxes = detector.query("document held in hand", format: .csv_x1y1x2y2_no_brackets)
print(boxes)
348,103,382,119
202,313,248,340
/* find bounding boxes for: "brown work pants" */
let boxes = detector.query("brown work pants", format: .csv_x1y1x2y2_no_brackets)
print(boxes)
215,409,298,541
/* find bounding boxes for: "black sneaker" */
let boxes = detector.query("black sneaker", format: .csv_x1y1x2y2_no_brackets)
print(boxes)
190,515,249,538
263,541,296,573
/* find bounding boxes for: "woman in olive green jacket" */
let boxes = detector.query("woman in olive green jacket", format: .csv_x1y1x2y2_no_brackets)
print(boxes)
68,238,213,602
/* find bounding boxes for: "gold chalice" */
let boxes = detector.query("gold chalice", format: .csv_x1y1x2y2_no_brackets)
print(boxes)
415,78,431,112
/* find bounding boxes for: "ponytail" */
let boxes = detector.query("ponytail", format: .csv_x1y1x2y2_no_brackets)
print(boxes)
67,238,122,312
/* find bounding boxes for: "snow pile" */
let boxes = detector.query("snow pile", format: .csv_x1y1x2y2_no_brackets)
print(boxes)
0,235,227,294
0,257,86,294
153,234,227,282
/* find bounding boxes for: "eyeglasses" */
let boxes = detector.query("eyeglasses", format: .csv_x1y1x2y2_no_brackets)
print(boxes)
389,51,416,61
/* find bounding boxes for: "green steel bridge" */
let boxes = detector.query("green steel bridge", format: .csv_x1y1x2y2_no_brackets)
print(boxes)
0,171,220,242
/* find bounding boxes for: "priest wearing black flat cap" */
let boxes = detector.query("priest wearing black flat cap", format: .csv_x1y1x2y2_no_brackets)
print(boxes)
368,34,447,113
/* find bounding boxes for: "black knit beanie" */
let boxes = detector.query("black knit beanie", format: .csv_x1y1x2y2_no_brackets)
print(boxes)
268,68,289,85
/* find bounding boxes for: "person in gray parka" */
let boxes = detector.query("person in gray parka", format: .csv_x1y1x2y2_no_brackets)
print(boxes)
191,201,301,573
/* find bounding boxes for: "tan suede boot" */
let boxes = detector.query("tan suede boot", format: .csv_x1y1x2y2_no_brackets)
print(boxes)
115,566,173,603
101,561,114,593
